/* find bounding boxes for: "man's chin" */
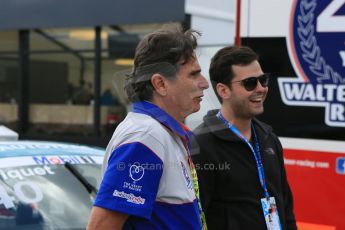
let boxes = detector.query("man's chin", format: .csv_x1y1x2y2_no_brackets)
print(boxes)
252,108,264,116
192,104,201,113
183,106,200,119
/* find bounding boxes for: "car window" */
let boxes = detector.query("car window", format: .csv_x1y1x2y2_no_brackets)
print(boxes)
0,160,102,230
66,164,102,190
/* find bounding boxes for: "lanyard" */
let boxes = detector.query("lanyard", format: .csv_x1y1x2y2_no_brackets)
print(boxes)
216,111,270,199
180,132,208,230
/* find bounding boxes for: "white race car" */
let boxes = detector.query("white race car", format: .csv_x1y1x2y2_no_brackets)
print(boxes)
0,129,104,230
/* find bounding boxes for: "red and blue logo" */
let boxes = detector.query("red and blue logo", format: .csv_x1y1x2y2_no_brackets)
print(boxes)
279,0,345,127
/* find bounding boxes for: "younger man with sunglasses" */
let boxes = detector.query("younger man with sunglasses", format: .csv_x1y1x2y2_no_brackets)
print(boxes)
192,46,297,230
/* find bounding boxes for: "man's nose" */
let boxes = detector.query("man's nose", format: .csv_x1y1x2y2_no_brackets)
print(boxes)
199,75,209,89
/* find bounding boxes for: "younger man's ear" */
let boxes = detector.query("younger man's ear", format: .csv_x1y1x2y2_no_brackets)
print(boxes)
216,83,231,100
151,74,167,96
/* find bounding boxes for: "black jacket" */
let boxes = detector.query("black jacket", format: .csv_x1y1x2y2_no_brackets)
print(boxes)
191,110,297,230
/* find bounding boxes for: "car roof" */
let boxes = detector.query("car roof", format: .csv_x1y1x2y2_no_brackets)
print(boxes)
0,140,105,158
0,125,18,141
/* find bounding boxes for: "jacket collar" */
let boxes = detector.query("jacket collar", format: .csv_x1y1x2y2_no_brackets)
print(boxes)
132,101,192,147
202,109,272,142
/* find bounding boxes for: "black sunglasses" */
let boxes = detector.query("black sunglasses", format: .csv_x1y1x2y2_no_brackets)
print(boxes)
230,74,270,91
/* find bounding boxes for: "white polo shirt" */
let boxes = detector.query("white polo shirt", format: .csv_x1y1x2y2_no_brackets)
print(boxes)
94,101,202,230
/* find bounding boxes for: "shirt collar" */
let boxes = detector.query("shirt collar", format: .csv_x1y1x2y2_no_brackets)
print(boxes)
132,101,191,143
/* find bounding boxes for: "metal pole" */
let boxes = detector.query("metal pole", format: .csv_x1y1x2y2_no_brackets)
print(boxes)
93,26,101,137
17,30,30,136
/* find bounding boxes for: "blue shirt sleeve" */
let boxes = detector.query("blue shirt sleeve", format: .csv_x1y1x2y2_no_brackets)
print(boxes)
94,142,163,219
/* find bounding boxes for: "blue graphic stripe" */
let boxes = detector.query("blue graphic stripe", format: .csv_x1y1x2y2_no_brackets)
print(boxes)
0,141,104,157
292,0,344,84
94,142,163,219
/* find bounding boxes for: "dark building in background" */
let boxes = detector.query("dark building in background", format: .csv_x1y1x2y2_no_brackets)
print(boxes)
0,0,187,147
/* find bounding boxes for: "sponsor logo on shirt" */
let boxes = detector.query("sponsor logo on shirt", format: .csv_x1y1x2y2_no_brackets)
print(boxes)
113,190,146,205
129,163,145,182
180,161,193,190
123,181,142,192
264,148,275,155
